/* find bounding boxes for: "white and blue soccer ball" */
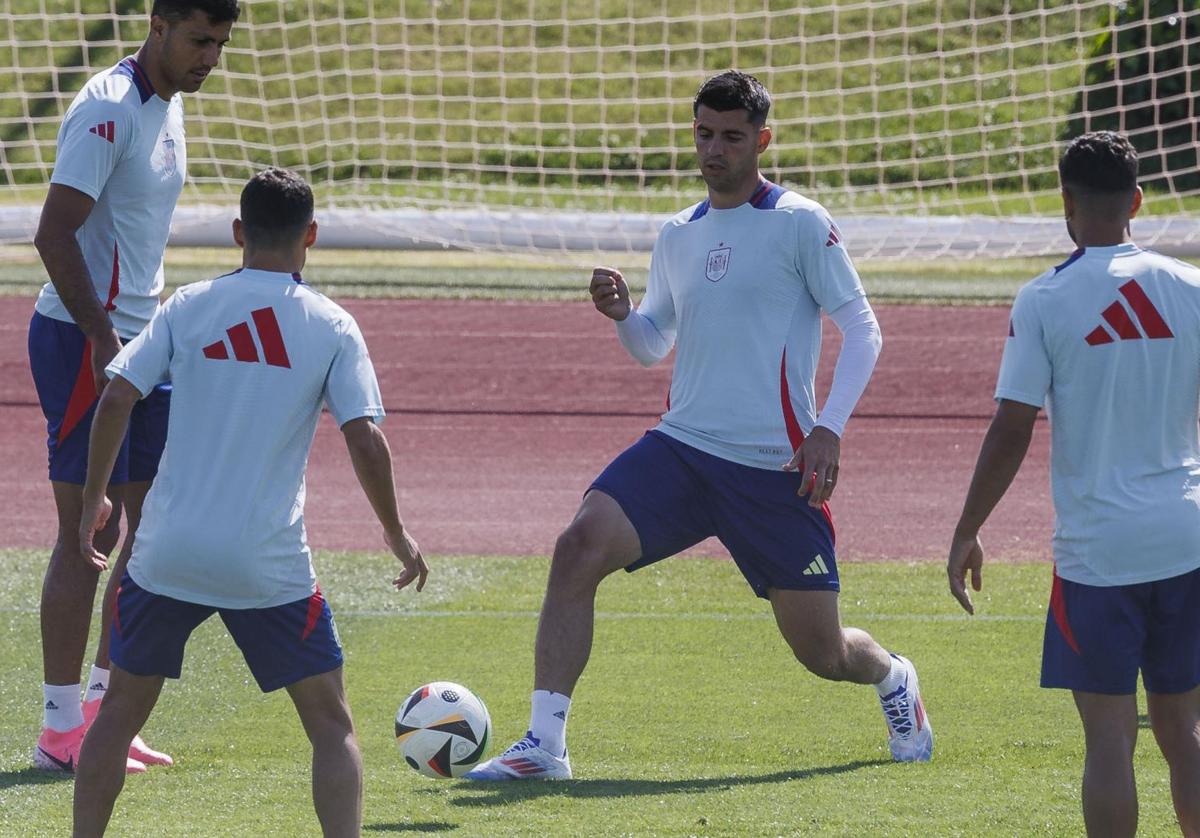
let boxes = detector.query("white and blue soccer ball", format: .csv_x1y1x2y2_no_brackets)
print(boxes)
395,681,491,778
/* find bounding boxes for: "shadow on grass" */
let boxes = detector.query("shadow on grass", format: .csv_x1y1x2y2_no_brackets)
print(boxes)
364,822,456,833
0,767,74,789
449,758,885,806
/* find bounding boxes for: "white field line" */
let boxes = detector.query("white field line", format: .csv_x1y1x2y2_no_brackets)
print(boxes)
0,605,1040,622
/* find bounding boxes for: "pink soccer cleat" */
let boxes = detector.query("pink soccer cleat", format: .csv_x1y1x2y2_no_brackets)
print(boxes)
34,725,146,774
83,699,174,767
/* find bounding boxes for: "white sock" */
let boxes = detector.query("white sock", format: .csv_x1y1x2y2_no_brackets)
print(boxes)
84,665,110,705
42,683,83,733
874,654,905,697
528,689,570,758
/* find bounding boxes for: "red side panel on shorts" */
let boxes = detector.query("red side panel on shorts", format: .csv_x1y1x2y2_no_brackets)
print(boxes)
301,587,325,642
112,583,123,636
1050,571,1081,655
58,341,98,444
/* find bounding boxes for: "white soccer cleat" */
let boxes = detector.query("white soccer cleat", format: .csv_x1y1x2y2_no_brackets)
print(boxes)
462,732,572,781
878,654,933,763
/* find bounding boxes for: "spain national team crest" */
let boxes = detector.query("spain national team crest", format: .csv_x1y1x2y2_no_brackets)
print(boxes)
705,245,731,282
161,137,177,178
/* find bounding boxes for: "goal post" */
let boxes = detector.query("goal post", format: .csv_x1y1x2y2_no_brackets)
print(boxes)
1,0,1197,261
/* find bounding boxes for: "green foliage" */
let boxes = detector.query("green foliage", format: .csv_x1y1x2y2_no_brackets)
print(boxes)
0,550,1183,835
1065,3,1199,193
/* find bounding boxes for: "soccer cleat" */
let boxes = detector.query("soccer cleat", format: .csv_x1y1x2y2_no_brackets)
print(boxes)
462,732,572,780
33,725,147,774
878,654,933,763
84,699,173,767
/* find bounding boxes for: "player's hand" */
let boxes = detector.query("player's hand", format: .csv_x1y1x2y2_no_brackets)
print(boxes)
783,425,840,508
385,526,428,592
947,530,984,615
89,328,121,396
78,494,113,572
590,266,631,321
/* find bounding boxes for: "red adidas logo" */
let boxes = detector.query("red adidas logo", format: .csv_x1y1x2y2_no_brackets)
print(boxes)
202,307,291,367
88,121,115,143
825,224,842,248
1084,279,1174,345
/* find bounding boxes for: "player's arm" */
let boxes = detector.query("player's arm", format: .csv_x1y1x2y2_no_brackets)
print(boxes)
341,417,427,592
784,297,882,507
948,399,1039,614
593,233,678,366
78,375,141,571
949,283,1050,614
34,184,122,393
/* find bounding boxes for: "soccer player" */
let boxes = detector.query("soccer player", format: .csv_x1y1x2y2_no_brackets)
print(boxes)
948,131,1200,837
467,70,932,781
29,0,240,773
72,168,428,836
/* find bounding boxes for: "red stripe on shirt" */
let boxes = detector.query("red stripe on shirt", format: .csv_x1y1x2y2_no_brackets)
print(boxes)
252,308,291,368
227,322,259,362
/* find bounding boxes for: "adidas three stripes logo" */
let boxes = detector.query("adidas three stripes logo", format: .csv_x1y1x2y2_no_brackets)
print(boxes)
203,307,292,368
1084,279,1174,346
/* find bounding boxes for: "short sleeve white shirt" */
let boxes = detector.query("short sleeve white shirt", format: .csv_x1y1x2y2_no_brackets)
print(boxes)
634,181,866,469
36,57,185,339
107,269,385,608
997,244,1200,585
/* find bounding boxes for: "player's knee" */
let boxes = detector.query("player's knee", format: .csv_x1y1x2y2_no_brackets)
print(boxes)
550,524,612,585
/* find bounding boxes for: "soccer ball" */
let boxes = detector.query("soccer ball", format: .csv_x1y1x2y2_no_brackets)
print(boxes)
395,681,491,778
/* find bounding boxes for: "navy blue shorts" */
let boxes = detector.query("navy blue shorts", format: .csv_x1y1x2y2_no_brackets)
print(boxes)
28,312,170,485
110,573,344,693
1042,566,1200,695
591,430,838,599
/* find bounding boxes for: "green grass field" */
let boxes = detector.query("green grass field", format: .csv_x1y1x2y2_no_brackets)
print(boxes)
0,549,1183,836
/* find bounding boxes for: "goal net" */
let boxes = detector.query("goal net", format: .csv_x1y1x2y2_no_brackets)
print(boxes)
1,0,1197,261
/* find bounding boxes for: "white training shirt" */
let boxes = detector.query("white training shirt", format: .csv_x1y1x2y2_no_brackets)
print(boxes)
997,243,1200,586
107,269,385,608
36,57,185,339
616,181,869,470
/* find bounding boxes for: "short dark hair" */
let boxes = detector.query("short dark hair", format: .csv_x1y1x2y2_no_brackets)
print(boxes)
240,168,313,248
693,71,771,127
1059,131,1139,196
151,0,241,24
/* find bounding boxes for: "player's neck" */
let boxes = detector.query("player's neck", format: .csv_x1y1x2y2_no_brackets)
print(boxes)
707,173,765,209
134,44,178,101
242,248,306,274
1071,221,1134,249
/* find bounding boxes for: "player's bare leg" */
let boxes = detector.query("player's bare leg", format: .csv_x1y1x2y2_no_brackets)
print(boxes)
287,668,362,837
769,589,889,684
465,490,640,780
534,490,642,696
42,481,121,685
1074,690,1139,838
772,589,932,762
72,665,163,837
35,482,127,772
1146,686,1200,836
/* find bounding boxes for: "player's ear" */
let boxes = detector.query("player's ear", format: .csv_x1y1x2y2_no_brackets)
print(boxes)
1128,186,1143,219
232,218,245,248
1060,188,1075,220
304,219,318,249
757,125,772,154
149,14,168,43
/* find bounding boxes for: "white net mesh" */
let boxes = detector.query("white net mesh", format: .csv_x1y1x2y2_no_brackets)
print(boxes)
1,0,1197,259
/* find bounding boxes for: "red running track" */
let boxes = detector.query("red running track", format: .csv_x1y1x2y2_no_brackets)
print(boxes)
1,297,1052,561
